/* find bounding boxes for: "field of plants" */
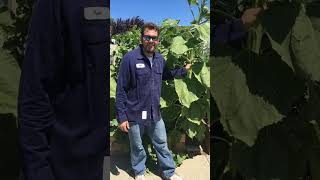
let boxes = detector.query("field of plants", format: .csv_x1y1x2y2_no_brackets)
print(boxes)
212,0,320,179
110,0,210,167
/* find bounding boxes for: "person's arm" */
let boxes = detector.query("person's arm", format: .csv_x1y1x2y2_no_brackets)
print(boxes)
115,54,131,124
162,59,188,81
213,8,263,45
18,0,63,179
213,19,247,45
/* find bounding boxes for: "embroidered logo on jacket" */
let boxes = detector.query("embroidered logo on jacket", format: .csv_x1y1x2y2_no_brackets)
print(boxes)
84,7,108,20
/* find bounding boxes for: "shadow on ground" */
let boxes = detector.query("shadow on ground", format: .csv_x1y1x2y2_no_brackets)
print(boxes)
110,153,164,179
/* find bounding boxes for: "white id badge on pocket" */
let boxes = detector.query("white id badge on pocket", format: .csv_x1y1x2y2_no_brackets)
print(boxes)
142,111,147,119
136,63,145,68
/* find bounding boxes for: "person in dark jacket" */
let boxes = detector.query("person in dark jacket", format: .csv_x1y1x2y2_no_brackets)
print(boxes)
115,23,191,180
18,0,109,179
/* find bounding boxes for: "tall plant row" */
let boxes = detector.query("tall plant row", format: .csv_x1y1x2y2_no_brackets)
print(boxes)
212,0,320,179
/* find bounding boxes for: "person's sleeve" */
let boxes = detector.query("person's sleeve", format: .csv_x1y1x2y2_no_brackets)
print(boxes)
213,19,247,45
162,59,187,80
18,0,63,179
115,54,131,123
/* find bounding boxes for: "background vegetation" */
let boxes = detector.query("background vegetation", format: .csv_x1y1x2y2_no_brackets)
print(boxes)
212,0,320,179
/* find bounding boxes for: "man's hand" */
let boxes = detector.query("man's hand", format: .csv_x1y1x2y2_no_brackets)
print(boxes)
119,120,130,133
185,64,192,71
241,8,263,31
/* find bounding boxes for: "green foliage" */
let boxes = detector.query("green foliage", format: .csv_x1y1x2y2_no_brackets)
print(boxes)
0,42,20,116
187,0,210,24
0,10,20,116
0,0,33,116
172,152,188,167
212,1,320,179
0,0,34,68
111,27,141,79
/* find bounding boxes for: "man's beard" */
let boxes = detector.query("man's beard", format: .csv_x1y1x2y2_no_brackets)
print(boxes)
144,44,156,53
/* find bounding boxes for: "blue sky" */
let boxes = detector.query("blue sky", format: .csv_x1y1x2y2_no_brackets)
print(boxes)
111,0,209,26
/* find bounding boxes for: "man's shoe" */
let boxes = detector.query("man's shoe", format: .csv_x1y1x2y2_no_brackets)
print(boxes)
135,174,145,180
169,174,182,180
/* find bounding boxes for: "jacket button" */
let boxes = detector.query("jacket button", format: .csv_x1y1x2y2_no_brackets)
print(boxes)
88,63,94,69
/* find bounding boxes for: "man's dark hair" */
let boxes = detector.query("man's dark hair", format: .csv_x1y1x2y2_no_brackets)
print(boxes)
141,22,160,36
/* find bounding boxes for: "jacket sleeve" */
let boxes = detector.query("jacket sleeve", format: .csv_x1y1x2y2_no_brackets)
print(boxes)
213,19,247,45
162,59,187,80
115,54,131,123
18,0,63,179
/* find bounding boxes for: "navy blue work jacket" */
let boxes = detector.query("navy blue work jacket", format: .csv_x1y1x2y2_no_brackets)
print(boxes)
18,0,108,179
213,19,247,45
115,45,187,125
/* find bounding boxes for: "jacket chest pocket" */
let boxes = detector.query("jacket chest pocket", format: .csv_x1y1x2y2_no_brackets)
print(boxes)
153,64,163,83
81,3,108,123
82,1,108,43
81,4,108,72
135,66,149,99
136,67,149,76
82,18,108,44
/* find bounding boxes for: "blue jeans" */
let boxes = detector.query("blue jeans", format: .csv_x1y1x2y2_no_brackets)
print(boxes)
128,119,176,178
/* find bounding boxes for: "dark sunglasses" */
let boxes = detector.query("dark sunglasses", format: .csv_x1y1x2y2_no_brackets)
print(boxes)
143,35,159,41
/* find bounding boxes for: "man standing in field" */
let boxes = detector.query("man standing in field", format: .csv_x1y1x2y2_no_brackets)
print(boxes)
115,22,191,180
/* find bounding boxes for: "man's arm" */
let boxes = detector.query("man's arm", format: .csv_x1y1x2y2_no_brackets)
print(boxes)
213,19,247,45
18,0,62,179
115,55,131,124
162,59,188,80
213,8,263,45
